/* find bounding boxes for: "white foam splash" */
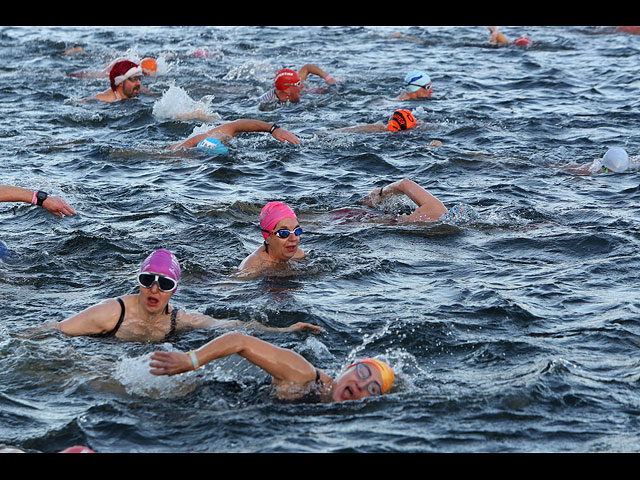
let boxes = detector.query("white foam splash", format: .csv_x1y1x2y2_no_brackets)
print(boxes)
114,346,201,399
152,84,220,122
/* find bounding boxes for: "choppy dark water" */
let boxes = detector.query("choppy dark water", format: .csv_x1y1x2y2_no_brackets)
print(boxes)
1,26,640,453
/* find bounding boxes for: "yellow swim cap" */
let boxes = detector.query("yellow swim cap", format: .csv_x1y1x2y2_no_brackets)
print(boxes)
359,358,395,394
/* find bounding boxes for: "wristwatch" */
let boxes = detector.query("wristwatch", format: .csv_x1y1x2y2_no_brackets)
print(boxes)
36,190,48,206
269,123,279,134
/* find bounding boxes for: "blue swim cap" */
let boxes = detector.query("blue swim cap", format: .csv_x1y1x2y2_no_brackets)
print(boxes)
197,137,228,155
404,70,431,93
602,147,629,173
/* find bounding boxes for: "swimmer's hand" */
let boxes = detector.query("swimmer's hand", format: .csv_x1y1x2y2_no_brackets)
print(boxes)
43,196,76,218
149,351,192,376
271,127,300,145
284,322,324,334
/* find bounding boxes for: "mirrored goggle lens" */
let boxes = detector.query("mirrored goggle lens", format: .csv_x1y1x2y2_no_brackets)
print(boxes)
138,272,177,292
274,227,303,239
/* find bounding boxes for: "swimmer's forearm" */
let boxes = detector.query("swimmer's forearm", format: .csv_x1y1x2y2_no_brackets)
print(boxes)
0,185,34,203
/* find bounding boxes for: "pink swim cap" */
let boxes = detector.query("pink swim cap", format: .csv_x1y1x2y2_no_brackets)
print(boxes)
140,249,181,283
260,201,297,240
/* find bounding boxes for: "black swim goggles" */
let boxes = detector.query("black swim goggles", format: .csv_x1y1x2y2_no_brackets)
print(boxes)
261,226,303,239
137,272,178,292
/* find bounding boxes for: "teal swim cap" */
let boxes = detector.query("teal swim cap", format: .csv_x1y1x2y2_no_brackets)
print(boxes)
404,70,431,93
197,137,228,155
602,147,629,173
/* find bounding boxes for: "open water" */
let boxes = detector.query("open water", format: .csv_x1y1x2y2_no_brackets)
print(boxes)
1,26,639,453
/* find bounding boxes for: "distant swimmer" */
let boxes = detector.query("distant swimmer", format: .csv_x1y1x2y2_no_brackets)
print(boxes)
362,178,479,223
70,56,159,80
334,108,443,145
0,185,75,218
169,119,300,152
237,201,305,278
150,332,395,403
396,70,433,101
564,147,633,175
92,60,146,103
44,249,322,342
257,64,337,110
487,26,533,47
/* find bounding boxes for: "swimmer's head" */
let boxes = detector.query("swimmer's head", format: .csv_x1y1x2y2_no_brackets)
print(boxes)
404,70,431,93
110,60,142,91
513,36,533,47
141,58,158,75
387,109,417,132
140,249,181,285
260,201,297,240
602,147,630,173
332,357,395,401
197,137,228,155
274,68,301,91
356,358,395,394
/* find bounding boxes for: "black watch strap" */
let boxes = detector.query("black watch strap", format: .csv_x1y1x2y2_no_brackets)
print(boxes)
36,190,48,206
269,123,279,134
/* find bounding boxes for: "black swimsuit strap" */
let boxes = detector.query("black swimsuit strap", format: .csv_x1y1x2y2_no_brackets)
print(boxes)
92,297,125,338
166,307,178,339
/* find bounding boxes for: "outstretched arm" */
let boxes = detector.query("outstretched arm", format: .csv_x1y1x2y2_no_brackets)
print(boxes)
42,298,122,336
0,185,75,218
170,119,300,150
149,332,318,384
178,310,323,334
363,178,447,221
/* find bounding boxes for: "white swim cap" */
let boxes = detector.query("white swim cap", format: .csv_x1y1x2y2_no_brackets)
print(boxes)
404,70,431,93
602,147,629,173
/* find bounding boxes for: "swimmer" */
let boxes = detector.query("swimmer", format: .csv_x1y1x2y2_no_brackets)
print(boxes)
363,178,479,223
149,331,395,403
237,201,304,278
564,147,633,175
396,70,433,101
44,249,322,342
92,60,145,102
257,64,336,109
0,185,75,218
335,109,442,145
487,26,532,47
169,119,300,151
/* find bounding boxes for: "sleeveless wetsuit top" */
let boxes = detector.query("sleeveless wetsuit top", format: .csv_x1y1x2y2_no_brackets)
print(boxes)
92,297,178,339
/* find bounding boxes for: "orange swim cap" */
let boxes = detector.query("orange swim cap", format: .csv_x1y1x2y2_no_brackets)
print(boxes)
357,358,395,393
141,58,157,74
387,109,417,132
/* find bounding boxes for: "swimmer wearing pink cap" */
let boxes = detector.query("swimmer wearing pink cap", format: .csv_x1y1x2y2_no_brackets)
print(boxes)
93,60,143,102
45,248,322,341
237,201,305,277
258,63,336,108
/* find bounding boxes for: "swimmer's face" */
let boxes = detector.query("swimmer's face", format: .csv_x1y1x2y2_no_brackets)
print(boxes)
331,362,384,402
266,217,301,262
138,275,173,314
416,82,433,98
276,85,302,103
122,75,142,98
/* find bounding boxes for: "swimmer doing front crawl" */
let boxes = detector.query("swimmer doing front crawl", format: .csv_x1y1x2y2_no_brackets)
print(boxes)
363,178,479,223
150,332,394,403
44,249,321,342
169,119,300,154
